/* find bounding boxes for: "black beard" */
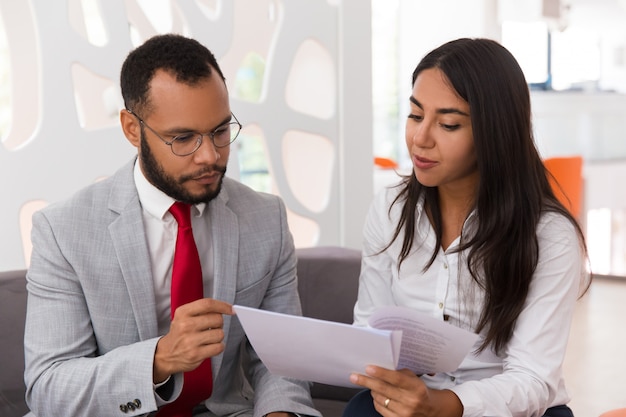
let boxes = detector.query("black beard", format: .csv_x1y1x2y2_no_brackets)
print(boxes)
139,129,226,205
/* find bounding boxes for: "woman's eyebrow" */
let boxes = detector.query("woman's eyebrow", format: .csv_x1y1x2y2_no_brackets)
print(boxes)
409,95,470,117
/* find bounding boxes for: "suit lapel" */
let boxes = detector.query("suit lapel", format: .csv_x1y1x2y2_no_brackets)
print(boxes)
108,160,159,340
105,164,239,376
208,179,239,377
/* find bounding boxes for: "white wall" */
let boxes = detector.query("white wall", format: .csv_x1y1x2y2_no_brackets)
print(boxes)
0,0,373,271
374,0,626,276
3,0,626,273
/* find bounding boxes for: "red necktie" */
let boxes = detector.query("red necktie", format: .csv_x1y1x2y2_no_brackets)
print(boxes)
158,202,213,417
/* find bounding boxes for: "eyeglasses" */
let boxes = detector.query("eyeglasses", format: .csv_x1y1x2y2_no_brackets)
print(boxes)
127,109,242,156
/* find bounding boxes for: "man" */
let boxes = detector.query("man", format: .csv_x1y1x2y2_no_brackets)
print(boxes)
24,34,320,417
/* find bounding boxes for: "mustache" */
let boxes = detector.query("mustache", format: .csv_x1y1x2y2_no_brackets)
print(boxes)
180,165,227,182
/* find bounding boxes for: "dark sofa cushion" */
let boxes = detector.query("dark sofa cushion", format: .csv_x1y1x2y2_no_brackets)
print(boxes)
296,246,361,325
0,270,30,417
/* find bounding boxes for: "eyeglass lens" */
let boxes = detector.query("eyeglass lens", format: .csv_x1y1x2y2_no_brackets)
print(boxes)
170,122,241,155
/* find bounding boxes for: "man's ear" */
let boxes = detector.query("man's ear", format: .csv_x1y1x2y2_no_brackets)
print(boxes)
120,109,141,148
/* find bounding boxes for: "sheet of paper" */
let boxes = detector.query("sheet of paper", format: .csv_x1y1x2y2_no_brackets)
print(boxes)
368,306,479,375
233,305,402,387
233,305,478,387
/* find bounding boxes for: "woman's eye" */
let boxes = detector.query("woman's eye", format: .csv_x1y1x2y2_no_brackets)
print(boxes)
441,123,460,131
408,114,423,121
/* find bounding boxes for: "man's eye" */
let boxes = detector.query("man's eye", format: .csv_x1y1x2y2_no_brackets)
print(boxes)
213,126,229,136
173,133,197,143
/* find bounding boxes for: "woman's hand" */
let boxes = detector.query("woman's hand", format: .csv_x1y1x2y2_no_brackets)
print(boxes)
349,366,463,417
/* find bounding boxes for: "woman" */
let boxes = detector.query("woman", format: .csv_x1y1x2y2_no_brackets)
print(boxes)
343,38,589,417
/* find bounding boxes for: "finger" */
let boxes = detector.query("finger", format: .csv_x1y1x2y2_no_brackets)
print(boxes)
198,327,226,345
163,329,226,365
176,298,233,316
373,391,392,411
192,298,234,315
195,311,225,331
196,339,226,359
170,311,226,338
349,372,375,389
366,365,420,387
379,397,394,415
346,376,393,416
365,365,396,380
349,371,394,401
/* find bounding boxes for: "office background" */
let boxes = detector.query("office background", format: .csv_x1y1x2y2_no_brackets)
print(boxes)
0,0,373,271
2,1,626,415
2,0,626,277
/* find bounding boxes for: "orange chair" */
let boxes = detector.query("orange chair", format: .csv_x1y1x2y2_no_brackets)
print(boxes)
599,408,626,417
374,156,398,170
543,156,583,220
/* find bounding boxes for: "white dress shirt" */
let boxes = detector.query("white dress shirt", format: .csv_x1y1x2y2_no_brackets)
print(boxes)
354,184,585,417
133,161,214,335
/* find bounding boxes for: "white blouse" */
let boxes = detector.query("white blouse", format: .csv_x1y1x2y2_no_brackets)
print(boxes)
353,183,585,417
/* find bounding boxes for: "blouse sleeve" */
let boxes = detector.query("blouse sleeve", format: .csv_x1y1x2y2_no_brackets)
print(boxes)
352,187,399,326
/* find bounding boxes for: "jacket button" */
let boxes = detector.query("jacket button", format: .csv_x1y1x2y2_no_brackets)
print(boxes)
119,403,128,413
127,402,136,411
133,399,142,409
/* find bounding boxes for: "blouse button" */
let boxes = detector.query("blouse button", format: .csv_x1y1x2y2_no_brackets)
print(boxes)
438,302,444,309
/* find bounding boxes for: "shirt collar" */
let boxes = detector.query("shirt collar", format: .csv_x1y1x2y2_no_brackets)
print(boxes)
415,194,478,240
133,159,206,220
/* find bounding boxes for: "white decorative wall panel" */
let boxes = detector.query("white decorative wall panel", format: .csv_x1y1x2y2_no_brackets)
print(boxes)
0,0,373,270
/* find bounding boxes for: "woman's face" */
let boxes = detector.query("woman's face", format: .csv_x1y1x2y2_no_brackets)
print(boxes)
406,68,478,193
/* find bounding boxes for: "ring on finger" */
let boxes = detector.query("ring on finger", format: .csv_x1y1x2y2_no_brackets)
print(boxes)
384,398,391,408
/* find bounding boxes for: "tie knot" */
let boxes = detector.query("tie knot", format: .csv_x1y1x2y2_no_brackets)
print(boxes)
169,202,192,229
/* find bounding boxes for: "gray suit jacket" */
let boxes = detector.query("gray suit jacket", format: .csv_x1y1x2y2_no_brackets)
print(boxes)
24,159,320,417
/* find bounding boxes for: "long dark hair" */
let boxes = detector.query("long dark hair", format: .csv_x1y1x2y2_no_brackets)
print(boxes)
388,38,588,354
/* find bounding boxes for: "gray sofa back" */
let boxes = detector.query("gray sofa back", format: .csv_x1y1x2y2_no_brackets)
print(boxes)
0,269,29,417
295,246,362,416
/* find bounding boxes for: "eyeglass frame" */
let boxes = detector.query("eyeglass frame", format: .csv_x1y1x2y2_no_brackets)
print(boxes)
126,109,242,156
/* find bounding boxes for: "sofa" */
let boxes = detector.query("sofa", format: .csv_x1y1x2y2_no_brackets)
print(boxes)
0,269,30,417
0,246,362,417
293,246,363,416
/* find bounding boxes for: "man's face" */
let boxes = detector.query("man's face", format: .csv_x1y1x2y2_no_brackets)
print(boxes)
127,69,232,204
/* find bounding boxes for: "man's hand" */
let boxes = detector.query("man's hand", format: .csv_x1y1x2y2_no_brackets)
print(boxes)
153,298,233,383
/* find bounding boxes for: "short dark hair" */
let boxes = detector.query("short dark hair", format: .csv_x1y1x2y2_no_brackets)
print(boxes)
120,33,225,116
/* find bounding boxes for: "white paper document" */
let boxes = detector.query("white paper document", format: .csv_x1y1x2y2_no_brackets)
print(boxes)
233,305,479,387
